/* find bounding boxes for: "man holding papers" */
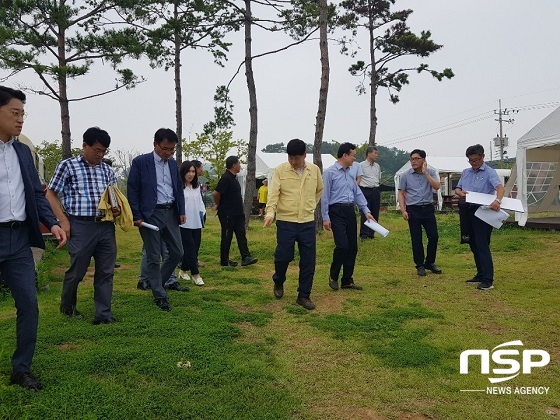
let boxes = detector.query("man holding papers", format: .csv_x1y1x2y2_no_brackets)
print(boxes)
322,143,374,291
455,144,504,290
398,149,442,277
46,127,120,324
127,128,186,311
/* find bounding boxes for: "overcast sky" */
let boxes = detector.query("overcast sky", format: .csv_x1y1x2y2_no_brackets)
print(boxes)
6,0,560,160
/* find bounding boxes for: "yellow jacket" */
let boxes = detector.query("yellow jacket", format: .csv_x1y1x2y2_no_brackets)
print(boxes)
265,162,324,223
98,184,134,232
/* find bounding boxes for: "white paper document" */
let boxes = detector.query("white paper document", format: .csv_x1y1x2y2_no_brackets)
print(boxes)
141,222,160,231
474,206,510,229
364,220,390,237
465,191,524,213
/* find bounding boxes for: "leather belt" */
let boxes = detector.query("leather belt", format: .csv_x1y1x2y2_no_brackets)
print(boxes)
156,203,174,209
70,215,105,222
0,220,25,229
330,203,355,207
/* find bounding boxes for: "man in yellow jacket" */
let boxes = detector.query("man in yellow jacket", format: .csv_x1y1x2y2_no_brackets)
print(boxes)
263,139,323,310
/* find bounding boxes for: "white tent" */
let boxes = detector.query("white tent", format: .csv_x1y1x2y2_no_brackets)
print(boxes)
239,152,337,198
505,106,560,226
394,157,468,211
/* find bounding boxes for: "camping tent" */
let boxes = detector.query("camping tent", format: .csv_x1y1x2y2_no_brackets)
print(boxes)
505,106,560,226
239,152,336,197
394,157,469,211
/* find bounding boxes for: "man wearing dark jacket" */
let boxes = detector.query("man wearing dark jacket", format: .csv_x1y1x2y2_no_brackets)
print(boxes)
0,86,66,391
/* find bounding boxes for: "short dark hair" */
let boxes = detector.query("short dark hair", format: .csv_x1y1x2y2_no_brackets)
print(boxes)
410,149,426,158
337,142,356,158
179,160,199,189
226,155,239,169
366,146,378,155
83,127,111,148
286,139,306,156
0,86,26,107
465,144,484,157
191,159,202,169
154,128,179,144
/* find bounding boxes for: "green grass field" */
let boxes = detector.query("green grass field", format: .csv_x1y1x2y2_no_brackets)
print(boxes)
0,211,559,419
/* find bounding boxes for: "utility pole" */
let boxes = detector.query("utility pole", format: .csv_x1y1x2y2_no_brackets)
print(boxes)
494,99,514,161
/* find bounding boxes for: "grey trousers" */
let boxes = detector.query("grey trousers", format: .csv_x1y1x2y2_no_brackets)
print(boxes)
138,243,178,287
62,219,116,321
0,225,38,373
139,208,183,301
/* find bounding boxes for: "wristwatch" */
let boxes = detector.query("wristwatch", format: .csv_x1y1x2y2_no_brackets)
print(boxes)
495,198,502,204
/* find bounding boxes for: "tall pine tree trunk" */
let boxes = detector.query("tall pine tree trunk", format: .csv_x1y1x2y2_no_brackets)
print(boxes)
313,0,329,231
58,27,71,159
243,0,258,229
174,2,183,165
368,3,377,146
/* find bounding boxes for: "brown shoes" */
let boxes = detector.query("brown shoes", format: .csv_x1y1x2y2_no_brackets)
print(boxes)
273,282,284,299
296,296,316,310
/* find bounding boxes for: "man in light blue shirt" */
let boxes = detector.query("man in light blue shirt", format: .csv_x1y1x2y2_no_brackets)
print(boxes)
398,149,442,277
455,144,504,290
322,143,374,291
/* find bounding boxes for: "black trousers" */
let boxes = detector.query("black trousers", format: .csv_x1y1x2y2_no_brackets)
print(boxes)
359,187,380,238
218,213,250,263
406,204,439,268
328,204,358,285
468,205,494,282
273,220,316,298
180,228,201,275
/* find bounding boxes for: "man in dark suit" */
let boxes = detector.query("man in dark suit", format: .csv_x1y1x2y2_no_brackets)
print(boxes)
127,128,186,311
0,86,66,391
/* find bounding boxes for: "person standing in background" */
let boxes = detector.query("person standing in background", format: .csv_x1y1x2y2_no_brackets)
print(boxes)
257,179,268,217
359,146,381,239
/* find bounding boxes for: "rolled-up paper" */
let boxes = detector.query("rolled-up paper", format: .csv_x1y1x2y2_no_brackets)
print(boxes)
141,222,160,231
364,220,389,237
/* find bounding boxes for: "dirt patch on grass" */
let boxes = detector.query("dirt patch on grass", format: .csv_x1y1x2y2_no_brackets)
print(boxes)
315,293,344,314
57,342,84,352
310,405,386,419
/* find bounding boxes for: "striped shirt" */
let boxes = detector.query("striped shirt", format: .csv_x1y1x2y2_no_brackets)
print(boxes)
48,155,117,216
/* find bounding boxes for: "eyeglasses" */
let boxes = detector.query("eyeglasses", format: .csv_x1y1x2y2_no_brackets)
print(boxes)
91,146,108,156
156,144,176,153
410,157,423,161
1,109,27,120
468,156,483,163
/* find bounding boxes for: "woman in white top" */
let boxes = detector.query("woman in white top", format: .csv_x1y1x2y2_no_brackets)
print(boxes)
178,161,206,285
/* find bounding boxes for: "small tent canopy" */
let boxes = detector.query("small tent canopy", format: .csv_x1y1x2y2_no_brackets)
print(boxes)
238,152,337,197
505,106,560,226
394,157,469,211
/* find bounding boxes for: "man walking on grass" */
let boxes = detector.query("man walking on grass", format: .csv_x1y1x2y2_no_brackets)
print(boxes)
321,142,375,291
0,86,66,391
264,139,323,310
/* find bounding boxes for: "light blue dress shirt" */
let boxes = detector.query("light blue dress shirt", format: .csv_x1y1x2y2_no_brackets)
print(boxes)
456,163,502,194
321,162,370,221
153,151,175,205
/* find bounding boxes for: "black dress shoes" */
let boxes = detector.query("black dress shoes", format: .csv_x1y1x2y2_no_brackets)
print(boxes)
60,306,83,318
221,260,238,267
466,276,482,283
273,282,284,299
164,282,189,292
425,263,442,274
93,316,117,325
137,282,151,290
417,266,427,276
328,276,339,290
341,283,363,290
241,256,258,266
155,299,172,311
10,371,43,391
